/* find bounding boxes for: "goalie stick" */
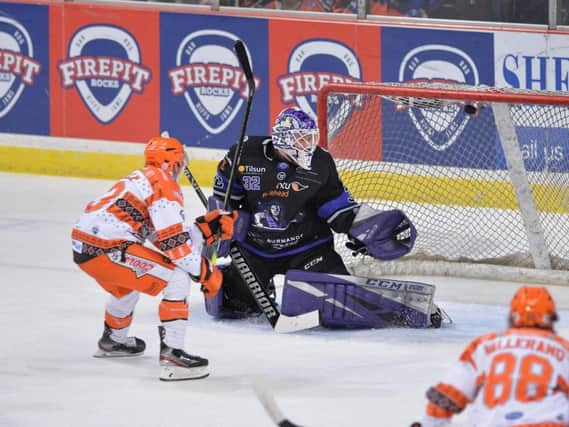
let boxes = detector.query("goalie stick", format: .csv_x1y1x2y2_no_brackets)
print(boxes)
223,40,255,209
212,39,256,265
254,381,304,427
182,165,320,333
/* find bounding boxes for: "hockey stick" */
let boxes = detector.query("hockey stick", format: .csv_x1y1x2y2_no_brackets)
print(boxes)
183,167,320,333
210,40,256,265
183,166,208,208
230,244,319,333
253,381,304,427
222,39,255,212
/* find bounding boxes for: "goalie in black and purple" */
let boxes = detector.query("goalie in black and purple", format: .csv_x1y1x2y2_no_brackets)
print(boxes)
206,107,442,329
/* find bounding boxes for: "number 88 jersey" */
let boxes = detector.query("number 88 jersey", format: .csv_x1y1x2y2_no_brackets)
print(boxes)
425,328,569,427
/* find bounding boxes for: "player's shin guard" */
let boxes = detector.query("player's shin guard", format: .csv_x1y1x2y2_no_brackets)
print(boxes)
281,270,440,329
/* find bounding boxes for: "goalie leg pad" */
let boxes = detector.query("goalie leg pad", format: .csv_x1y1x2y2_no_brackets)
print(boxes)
281,270,437,328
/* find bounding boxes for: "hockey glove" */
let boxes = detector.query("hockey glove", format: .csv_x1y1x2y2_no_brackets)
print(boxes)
347,206,417,260
196,209,238,246
194,257,222,299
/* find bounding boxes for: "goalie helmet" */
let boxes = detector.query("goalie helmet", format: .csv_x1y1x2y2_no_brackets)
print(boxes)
509,285,558,330
271,107,319,170
144,135,188,179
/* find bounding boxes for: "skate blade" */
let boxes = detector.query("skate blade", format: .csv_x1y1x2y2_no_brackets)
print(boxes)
93,349,144,358
159,365,209,381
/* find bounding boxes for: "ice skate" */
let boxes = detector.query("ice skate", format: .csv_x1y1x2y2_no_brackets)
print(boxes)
429,305,452,328
93,323,146,358
158,326,209,381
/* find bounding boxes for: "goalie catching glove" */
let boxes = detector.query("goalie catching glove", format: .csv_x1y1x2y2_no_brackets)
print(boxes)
346,204,417,260
192,257,222,299
195,209,238,246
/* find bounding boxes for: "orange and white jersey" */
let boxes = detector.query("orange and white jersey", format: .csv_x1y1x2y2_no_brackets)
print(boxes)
423,328,569,427
71,166,204,276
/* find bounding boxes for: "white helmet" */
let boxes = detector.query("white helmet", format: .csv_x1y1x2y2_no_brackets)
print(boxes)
271,107,319,170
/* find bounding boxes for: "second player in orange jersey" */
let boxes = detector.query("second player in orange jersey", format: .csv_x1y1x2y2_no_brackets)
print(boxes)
417,285,569,426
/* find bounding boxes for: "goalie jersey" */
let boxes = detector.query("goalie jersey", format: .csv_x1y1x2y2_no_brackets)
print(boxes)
423,327,569,427
213,136,358,257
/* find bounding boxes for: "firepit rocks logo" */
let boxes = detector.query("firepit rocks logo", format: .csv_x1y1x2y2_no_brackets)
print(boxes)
277,39,361,119
58,25,151,124
399,45,479,151
0,16,41,118
167,30,260,135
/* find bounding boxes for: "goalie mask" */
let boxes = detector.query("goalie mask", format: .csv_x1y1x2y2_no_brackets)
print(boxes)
271,107,319,170
144,135,188,180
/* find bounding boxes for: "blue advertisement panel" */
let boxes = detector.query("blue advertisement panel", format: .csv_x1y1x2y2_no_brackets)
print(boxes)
495,32,569,172
160,13,269,150
381,27,494,168
496,126,569,172
0,3,49,135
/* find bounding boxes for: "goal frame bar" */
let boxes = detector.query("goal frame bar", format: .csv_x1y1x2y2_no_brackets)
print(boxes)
317,82,569,149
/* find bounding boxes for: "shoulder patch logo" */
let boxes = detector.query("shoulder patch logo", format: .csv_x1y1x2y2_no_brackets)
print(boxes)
278,39,361,120
168,30,260,135
399,44,479,151
58,24,151,124
0,16,41,118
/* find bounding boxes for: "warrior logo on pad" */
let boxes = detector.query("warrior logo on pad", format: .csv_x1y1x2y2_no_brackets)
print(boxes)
278,39,361,120
0,16,41,118
167,30,260,135
58,24,151,124
399,45,479,151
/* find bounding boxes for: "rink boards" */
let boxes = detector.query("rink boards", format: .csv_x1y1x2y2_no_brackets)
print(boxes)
0,0,569,187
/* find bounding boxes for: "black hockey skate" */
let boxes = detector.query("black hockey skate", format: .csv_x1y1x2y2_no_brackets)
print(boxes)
93,323,146,358
158,326,209,381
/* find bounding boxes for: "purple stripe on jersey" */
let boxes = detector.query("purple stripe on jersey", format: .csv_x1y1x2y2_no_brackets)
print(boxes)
240,236,333,259
317,190,357,220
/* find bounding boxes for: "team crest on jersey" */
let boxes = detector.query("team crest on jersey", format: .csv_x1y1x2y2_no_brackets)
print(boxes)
58,24,151,124
399,45,479,151
277,39,362,120
0,16,41,118
167,30,260,135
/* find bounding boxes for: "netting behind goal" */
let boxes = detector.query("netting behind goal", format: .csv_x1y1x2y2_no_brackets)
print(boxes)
317,82,569,285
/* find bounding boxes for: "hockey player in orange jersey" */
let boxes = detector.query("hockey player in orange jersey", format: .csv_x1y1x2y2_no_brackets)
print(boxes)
416,285,569,426
71,135,237,381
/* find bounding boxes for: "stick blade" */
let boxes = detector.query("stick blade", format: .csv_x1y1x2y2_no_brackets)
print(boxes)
234,40,254,86
273,310,320,333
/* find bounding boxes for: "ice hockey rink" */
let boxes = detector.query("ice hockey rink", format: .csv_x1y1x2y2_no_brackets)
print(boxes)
2,172,569,427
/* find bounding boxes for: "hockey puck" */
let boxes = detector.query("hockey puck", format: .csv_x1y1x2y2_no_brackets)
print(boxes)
464,104,477,115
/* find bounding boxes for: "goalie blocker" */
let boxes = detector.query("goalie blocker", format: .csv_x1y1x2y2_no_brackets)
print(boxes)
281,270,445,329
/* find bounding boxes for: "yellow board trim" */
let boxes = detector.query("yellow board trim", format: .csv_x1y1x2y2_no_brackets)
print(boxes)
2,145,567,214
340,169,569,214
0,145,218,188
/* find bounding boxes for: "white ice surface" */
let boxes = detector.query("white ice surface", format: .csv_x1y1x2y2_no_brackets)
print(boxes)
1,173,569,427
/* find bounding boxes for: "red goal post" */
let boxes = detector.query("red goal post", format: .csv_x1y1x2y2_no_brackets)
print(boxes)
317,82,569,285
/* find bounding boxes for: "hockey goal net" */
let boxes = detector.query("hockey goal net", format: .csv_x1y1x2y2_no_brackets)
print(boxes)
317,82,569,285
